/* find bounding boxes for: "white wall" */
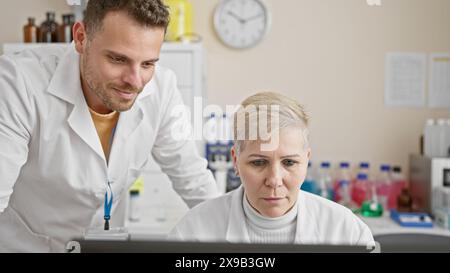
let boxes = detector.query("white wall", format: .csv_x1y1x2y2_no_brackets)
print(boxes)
189,0,450,177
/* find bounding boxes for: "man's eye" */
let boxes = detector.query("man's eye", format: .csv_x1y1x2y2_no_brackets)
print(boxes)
109,56,125,63
142,62,155,69
250,160,267,167
282,159,298,167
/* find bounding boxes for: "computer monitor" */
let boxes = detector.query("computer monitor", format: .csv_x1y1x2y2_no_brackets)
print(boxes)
71,239,377,253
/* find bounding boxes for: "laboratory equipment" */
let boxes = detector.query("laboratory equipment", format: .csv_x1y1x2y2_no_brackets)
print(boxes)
361,178,383,217
409,154,450,215
390,210,433,228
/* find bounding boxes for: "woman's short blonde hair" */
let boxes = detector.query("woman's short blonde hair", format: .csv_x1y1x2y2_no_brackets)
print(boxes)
233,92,310,155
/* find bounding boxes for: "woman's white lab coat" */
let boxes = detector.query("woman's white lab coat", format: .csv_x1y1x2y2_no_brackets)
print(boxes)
170,186,375,245
0,44,218,252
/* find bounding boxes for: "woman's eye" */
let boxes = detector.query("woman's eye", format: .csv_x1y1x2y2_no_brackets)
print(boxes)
282,159,298,167
250,160,267,167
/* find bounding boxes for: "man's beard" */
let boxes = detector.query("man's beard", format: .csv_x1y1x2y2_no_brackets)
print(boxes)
83,62,141,113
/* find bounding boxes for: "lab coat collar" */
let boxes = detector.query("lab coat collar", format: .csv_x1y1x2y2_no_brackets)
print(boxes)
294,191,321,244
46,43,148,162
226,186,321,244
226,186,251,243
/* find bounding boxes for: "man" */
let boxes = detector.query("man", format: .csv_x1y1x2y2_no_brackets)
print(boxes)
0,0,218,252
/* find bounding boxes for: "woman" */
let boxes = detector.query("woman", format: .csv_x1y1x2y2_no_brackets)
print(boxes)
170,92,374,246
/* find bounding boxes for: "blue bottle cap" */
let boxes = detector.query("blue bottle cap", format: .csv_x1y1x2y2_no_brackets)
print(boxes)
321,162,330,168
357,173,368,180
360,162,370,169
340,162,350,168
380,164,391,172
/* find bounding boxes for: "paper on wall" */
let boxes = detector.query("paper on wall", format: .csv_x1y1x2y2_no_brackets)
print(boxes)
429,53,450,108
385,53,427,107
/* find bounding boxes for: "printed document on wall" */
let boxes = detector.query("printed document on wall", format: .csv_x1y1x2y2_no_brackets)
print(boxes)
429,53,450,108
385,53,426,107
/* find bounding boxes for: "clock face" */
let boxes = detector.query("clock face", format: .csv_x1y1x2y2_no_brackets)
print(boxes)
214,0,270,49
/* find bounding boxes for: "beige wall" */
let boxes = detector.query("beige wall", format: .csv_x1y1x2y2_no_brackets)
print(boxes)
189,0,450,176
0,0,71,50
0,0,449,177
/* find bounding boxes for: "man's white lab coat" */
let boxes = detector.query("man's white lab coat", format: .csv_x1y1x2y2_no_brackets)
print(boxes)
0,44,218,252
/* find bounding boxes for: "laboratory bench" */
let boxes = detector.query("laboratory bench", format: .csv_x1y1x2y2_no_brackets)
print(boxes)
359,213,450,237
359,212,450,252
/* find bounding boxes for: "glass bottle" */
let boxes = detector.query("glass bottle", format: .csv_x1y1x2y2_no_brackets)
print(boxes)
361,178,383,217
397,188,413,212
389,166,407,209
24,18,39,43
69,14,76,40
40,12,59,43
59,15,72,43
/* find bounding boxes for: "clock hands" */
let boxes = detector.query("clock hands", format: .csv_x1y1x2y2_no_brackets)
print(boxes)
227,10,246,24
227,11,263,25
244,13,263,23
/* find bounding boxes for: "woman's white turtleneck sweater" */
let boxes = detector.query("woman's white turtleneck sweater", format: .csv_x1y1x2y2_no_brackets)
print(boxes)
243,194,298,244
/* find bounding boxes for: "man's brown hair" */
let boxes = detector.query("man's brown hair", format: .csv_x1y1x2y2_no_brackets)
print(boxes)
84,0,170,37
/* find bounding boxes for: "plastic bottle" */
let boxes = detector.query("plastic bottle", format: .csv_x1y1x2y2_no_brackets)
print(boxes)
352,162,370,188
40,12,59,43
356,162,370,180
376,164,392,211
333,162,351,203
423,119,435,157
301,162,318,195
23,17,38,43
437,119,447,157
317,162,333,200
128,177,144,222
351,173,370,207
389,166,407,210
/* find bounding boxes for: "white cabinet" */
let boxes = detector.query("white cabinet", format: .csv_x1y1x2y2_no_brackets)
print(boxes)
2,42,206,238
